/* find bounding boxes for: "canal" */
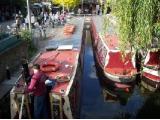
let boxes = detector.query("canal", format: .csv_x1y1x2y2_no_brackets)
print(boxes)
80,19,160,119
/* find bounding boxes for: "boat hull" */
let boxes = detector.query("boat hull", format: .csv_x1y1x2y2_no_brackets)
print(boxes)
141,50,160,92
49,60,83,119
141,70,160,92
141,75,160,92
104,71,136,83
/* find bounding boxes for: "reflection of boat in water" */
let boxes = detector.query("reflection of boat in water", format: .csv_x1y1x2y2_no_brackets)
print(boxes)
96,67,133,105
102,87,118,102
102,88,132,106
90,16,137,91
10,17,85,119
100,80,133,105
141,50,160,92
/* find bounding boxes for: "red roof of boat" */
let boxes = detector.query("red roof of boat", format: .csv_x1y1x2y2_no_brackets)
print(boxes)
145,51,160,67
34,50,79,95
106,52,134,68
104,34,119,50
104,52,136,76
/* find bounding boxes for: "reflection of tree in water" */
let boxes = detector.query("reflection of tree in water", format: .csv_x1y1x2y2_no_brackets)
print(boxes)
136,91,160,119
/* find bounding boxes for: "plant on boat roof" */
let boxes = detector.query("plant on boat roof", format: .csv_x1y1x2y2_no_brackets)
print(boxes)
103,0,160,54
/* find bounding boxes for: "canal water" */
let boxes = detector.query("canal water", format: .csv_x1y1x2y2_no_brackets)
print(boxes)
80,22,160,119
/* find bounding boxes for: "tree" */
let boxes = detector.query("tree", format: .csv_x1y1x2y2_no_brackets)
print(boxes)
103,0,160,53
52,0,80,11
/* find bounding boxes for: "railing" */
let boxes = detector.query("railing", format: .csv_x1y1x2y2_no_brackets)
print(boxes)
0,35,22,54
0,33,9,40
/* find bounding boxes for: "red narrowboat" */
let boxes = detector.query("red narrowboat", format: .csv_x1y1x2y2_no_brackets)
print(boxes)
10,17,85,119
141,50,160,91
90,16,137,91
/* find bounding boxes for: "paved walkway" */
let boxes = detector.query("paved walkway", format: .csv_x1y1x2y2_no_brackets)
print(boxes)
0,71,21,99
0,20,15,33
0,20,17,100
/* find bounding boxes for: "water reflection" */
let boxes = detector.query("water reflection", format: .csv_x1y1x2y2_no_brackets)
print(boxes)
101,82,132,106
98,75,146,118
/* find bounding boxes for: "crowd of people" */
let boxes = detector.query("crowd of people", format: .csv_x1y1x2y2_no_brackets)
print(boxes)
0,5,18,22
1,3,106,34
14,10,68,32
35,10,68,26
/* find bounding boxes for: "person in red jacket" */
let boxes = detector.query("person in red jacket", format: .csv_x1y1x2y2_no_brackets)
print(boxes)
27,64,48,118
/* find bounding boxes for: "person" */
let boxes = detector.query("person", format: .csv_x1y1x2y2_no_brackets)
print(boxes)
78,8,81,15
21,58,30,84
31,14,36,28
43,12,48,24
15,14,20,31
26,64,48,119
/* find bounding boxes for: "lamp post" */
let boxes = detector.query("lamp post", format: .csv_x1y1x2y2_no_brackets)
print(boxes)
63,0,64,14
27,0,32,32
81,0,83,13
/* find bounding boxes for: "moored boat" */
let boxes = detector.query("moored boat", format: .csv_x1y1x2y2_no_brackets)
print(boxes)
10,17,85,119
90,16,137,91
141,50,160,92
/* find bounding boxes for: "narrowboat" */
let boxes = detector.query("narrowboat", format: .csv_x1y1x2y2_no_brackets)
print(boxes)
90,16,137,91
10,17,85,119
141,50,160,92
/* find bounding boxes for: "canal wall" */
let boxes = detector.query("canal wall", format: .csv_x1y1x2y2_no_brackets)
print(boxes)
0,40,27,83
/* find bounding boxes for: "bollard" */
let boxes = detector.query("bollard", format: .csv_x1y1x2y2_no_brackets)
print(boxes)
6,66,11,80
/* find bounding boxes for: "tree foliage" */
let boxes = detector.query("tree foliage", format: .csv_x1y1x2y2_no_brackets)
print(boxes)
103,0,160,53
52,0,80,10
19,29,37,57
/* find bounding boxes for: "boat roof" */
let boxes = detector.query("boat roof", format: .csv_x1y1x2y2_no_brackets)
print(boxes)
46,17,85,50
92,16,130,50
34,50,79,95
36,17,85,96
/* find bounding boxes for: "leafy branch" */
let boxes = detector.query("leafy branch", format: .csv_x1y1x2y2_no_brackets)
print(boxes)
103,0,160,54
